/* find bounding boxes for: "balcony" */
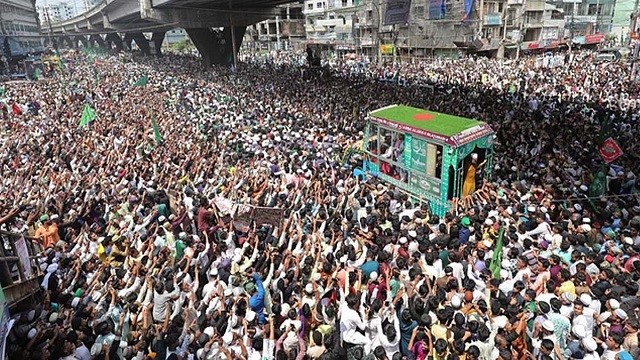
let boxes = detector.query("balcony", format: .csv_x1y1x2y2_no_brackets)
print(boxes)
303,7,327,15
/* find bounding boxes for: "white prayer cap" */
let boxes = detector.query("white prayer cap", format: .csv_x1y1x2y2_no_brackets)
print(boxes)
614,308,627,320
582,337,597,352
571,324,586,339
608,299,620,310
245,310,256,322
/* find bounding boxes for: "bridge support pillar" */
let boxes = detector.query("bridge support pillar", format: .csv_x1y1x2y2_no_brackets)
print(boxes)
59,36,75,49
131,33,151,55
90,34,105,49
73,36,88,48
105,33,123,51
123,33,133,51
186,26,245,67
151,32,165,57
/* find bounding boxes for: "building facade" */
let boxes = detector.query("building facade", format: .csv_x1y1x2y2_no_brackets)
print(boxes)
296,0,569,59
37,2,75,25
244,3,306,52
1,0,44,62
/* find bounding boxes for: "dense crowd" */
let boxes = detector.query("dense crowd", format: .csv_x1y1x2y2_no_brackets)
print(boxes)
0,48,639,360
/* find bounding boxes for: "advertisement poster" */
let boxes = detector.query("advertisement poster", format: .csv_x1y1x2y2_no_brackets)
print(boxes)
15,236,32,279
410,137,427,173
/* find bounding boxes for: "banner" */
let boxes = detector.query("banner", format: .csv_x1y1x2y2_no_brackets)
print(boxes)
384,0,412,25
463,0,475,21
15,236,32,279
233,204,253,231
429,0,444,19
598,137,623,164
252,207,284,227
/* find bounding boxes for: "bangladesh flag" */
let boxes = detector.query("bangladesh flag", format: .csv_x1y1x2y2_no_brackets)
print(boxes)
78,104,97,127
133,75,148,87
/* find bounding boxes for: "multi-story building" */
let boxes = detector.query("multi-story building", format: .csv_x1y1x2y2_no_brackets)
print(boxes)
611,0,634,41
555,0,615,43
37,2,75,25
244,3,306,52
1,0,44,64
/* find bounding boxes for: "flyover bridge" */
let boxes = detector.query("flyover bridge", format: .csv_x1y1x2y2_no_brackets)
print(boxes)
44,0,295,65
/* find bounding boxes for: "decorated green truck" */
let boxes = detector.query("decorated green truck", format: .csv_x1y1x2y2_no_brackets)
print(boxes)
360,105,495,216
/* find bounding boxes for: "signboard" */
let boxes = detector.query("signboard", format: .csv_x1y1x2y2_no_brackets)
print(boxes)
383,0,412,25
410,174,441,198
585,33,605,44
15,236,32,279
380,44,394,55
371,116,494,147
598,137,623,164
411,137,427,173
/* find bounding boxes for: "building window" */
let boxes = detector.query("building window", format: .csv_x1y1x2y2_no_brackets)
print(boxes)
342,0,348,6
414,6,425,18
316,2,323,9
308,3,313,9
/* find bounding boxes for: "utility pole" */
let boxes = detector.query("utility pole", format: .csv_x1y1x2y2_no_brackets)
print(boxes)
376,0,382,64
479,0,485,38
594,0,600,34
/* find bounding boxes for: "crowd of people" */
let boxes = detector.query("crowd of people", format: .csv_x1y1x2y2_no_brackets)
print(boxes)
0,47,639,360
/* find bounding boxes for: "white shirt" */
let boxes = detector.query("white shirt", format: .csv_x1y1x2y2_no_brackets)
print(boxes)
339,303,368,345
376,315,400,359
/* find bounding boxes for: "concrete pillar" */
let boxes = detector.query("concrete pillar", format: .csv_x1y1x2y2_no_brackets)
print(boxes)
131,33,151,55
60,36,75,48
105,33,124,51
185,26,246,67
151,31,165,57
89,34,105,48
123,33,134,51
73,36,88,48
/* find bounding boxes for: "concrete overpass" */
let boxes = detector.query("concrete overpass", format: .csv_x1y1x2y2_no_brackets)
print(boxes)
44,0,295,65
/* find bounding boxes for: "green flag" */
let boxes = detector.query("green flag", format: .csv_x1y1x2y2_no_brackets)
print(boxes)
151,117,163,144
133,75,148,87
0,85,5,97
55,49,66,69
589,166,607,198
33,68,42,80
489,226,505,280
78,104,96,127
